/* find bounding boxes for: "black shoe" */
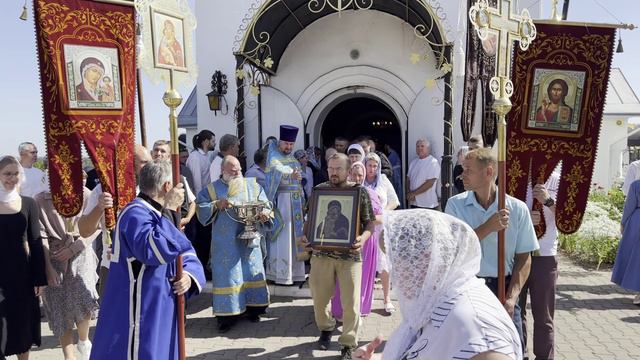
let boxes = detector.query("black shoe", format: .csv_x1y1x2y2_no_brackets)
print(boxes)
218,322,232,333
340,347,353,360
317,330,332,350
248,313,261,323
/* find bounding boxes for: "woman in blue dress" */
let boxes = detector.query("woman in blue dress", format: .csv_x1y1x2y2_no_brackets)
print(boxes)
611,179,640,305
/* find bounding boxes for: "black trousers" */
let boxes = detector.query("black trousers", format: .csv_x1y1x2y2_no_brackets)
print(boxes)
192,220,212,279
409,204,442,211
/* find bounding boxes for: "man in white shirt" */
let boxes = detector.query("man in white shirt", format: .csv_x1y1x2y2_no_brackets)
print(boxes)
407,139,441,210
152,140,196,229
622,159,640,196
519,170,560,360
18,142,46,197
209,134,240,183
79,144,152,298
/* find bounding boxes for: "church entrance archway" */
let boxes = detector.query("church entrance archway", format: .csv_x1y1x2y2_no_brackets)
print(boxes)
319,97,401,155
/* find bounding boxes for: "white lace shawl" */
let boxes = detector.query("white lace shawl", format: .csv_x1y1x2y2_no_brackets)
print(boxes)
381,209,484,359
0,156,25,203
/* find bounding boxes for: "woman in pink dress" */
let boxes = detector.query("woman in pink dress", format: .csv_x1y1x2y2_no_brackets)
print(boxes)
331,161,382,318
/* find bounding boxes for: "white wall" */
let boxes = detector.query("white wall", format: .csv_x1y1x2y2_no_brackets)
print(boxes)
593,116,629,188
195,0,252,138
194,0,543,160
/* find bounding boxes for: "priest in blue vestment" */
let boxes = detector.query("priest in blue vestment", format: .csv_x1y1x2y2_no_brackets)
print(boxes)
264,125,307,285
197,155,273,332
91,160,205,360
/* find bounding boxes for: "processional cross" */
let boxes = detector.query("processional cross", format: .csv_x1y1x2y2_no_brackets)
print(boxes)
469,0,536,303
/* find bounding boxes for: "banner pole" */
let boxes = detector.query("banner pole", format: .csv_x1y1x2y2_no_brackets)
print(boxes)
163,69,186,360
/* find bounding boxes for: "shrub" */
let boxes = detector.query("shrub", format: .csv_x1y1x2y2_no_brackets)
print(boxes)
559,199,621,269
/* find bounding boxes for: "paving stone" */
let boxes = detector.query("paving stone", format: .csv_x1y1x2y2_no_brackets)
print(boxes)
28,254,640,359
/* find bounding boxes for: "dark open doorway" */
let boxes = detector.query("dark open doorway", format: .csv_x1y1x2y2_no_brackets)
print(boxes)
320,97,402,156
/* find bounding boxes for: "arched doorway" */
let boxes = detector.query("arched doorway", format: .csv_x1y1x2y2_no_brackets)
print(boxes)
320,97,401,154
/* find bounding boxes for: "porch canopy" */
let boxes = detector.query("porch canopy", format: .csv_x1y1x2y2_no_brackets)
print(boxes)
234,0,448,74
232,0,455,207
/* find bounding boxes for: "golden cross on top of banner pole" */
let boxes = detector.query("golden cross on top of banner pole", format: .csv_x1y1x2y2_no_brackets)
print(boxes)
468,0,537,304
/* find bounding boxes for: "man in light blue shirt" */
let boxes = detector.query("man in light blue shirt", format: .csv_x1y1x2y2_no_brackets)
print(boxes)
445,148,538,355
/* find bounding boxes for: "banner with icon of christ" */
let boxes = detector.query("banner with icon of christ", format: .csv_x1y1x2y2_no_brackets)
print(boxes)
507,22,616,235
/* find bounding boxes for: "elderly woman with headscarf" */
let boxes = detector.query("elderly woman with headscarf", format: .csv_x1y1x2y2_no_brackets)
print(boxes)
364,152,399,314
354,209,522,360
306,146,327,185
0,155,47,360
294,149,314,203
331,161,383,319
347,143,366,164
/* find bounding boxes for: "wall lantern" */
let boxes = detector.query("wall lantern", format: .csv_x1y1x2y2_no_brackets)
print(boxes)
206,70,228,115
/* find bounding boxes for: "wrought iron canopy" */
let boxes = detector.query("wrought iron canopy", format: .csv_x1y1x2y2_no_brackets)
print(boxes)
234,0,448,73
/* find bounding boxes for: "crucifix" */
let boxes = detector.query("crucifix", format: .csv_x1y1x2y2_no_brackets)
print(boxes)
468,0,536,303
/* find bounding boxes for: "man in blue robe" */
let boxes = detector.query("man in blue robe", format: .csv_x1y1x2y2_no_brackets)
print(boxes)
91,160,205,360
197,155,273,333
264,125,306,285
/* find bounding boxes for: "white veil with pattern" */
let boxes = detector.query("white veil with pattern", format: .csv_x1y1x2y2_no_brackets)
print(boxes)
381,209,484,359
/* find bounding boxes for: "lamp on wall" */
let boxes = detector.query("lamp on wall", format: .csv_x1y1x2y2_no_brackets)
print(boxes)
206,70,228,115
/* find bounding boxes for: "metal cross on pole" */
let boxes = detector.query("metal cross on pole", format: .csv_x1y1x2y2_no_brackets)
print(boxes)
468,0,536,303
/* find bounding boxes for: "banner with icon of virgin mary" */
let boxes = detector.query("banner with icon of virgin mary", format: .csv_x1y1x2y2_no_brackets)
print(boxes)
507,22,616,235
34,0,136,227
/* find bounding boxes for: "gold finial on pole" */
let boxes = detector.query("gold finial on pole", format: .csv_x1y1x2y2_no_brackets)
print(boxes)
551,0,562,21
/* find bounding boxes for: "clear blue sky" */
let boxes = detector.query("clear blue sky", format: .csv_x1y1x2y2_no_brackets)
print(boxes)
0,0,638,156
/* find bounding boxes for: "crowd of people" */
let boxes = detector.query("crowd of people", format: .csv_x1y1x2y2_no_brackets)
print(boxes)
5,127,639,360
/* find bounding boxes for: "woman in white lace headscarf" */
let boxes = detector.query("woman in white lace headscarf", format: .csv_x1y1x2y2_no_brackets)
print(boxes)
354,209,521,360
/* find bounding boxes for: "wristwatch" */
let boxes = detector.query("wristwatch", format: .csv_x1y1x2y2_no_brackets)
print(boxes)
543,197,555,207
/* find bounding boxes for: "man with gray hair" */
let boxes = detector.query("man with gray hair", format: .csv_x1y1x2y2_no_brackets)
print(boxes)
209,134,240,183
18,141,46,197
407,138,441,210
91,160,205,359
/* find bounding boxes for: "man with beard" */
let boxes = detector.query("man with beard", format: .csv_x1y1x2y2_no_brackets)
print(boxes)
264,125,306,285
300,153,376,360
196,156,273,332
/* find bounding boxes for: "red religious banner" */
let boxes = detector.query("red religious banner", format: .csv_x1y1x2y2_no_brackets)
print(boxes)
34,0,136,227
507,22,616,235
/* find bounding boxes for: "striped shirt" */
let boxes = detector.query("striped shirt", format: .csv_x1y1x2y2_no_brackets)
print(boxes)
400,282,522,360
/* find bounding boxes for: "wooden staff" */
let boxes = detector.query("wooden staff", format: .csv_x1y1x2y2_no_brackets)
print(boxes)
163,69,186,360
137,69,147,147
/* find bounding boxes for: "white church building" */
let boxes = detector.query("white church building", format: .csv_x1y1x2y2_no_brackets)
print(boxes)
176,1,640,197
179,0,543,203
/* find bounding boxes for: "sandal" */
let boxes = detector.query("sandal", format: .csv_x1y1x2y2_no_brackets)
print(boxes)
384,302,396,314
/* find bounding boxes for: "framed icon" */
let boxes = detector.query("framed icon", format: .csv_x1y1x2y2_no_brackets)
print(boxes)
63,44,122,109
526,68,586,133
150,7,187,72
306,187,361,251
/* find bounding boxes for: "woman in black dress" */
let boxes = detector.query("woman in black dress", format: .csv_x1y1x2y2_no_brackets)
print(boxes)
0,156,46,359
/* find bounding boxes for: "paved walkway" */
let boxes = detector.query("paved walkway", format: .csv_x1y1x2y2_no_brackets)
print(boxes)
29,254,640,359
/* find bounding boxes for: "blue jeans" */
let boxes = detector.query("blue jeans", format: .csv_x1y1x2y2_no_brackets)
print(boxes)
480,276,525,357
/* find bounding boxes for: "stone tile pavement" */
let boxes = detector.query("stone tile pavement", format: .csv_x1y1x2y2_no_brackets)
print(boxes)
28,254,640,359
